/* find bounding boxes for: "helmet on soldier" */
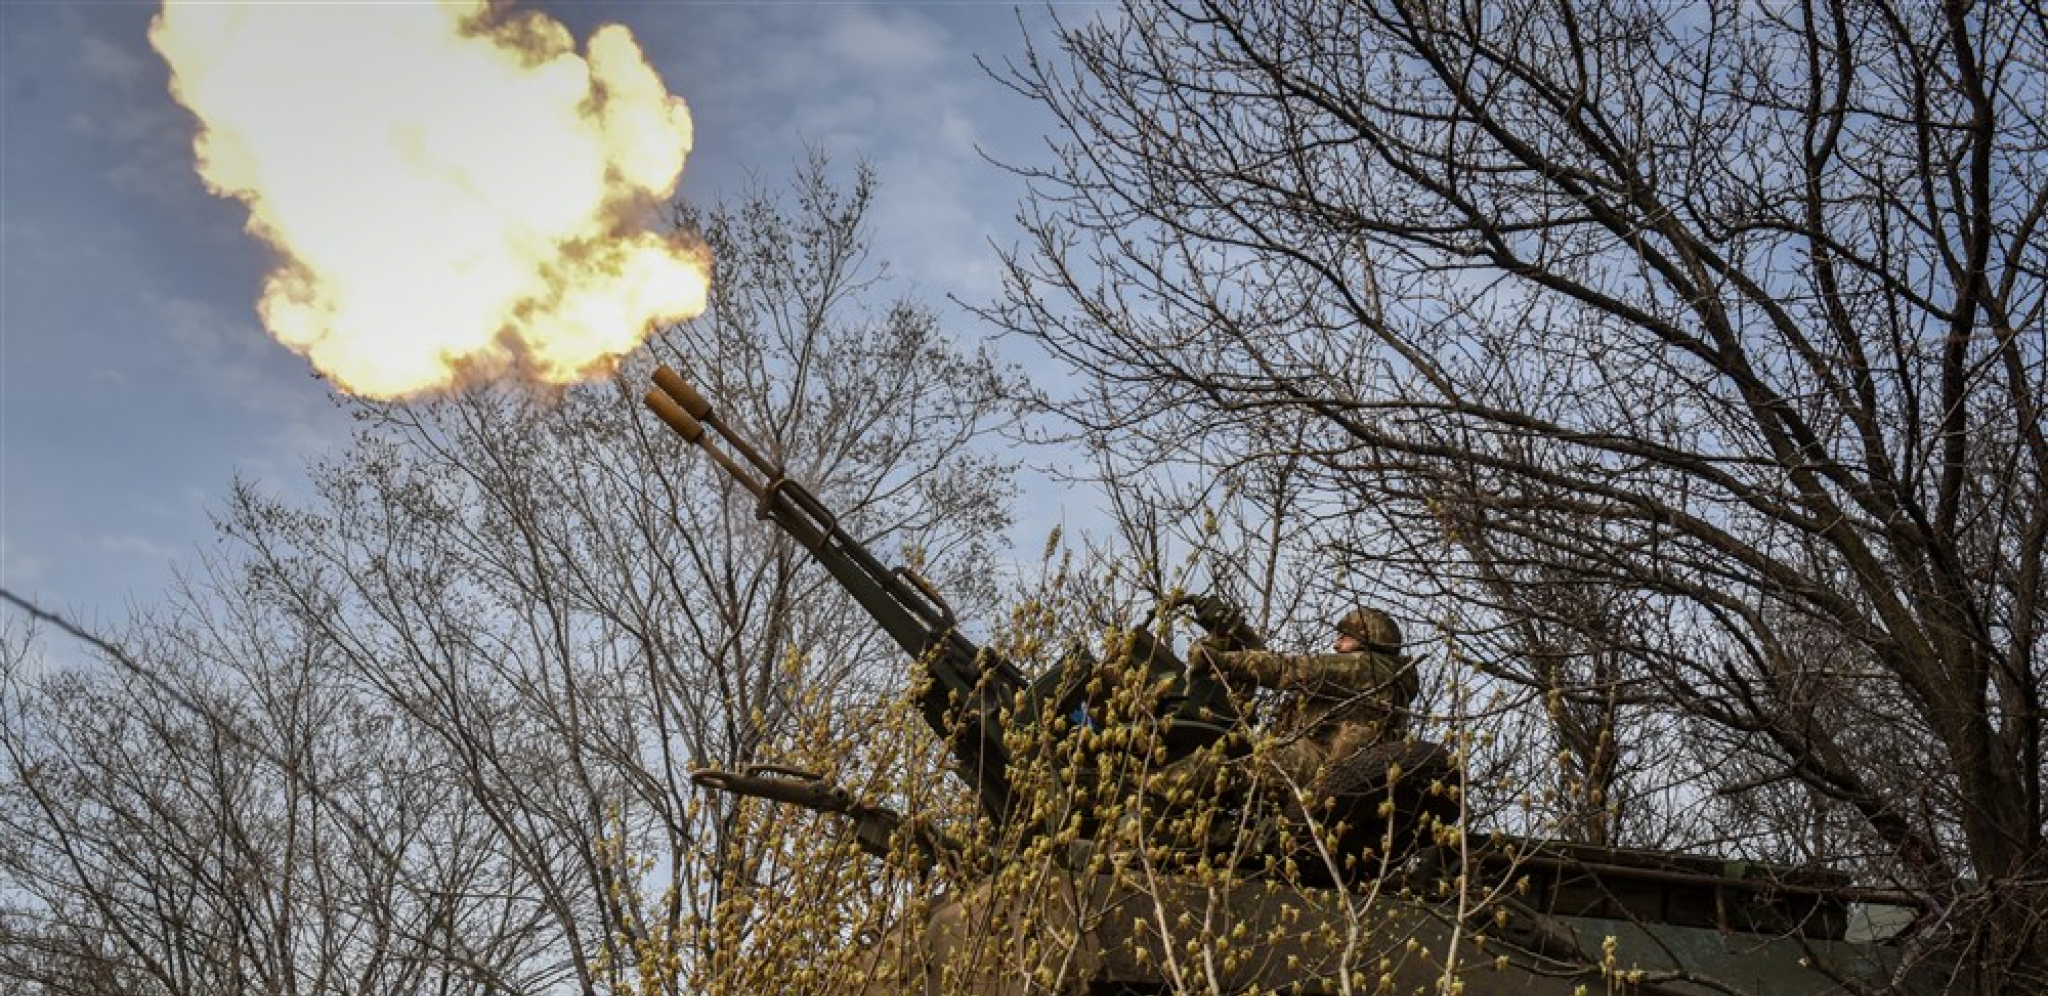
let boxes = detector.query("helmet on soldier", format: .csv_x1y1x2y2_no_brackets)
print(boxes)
1336,606,1402,655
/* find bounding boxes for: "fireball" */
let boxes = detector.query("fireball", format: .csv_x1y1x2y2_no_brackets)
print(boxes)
150,1,710,399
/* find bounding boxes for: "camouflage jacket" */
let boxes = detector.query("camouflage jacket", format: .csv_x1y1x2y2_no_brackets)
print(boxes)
1211,648,1418,748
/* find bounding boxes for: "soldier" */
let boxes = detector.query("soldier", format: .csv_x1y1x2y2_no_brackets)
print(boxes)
1157,601,1419,803
1206,606,1419,795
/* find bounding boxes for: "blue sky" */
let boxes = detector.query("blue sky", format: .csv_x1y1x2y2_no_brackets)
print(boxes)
2,2,1092,624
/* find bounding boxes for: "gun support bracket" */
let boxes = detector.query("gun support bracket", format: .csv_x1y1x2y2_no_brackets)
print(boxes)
894,567,956,630
746,763,826,781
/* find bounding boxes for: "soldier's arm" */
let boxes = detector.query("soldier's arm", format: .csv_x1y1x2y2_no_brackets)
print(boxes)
1215,649,1414,701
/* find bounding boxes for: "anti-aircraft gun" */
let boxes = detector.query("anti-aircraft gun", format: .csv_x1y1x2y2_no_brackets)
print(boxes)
644,366,1239,852
643,367,1945,996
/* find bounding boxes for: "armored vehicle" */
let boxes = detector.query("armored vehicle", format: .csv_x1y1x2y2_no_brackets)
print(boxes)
645,367,1943,996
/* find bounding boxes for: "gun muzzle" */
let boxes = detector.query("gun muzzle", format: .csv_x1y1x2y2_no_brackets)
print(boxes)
652,365,712,420
644,389,705,442
648,365,784,490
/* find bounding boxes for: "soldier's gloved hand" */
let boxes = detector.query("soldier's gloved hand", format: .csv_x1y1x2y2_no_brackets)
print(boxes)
1169,592,1265,652
1167,591,1232,629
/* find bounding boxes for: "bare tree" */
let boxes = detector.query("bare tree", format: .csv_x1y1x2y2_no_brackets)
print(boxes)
0,592,562,996
989,1,2046,989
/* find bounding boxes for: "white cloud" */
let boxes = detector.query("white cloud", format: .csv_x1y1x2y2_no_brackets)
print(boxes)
0,534,48,588
92,532,180,563
820,6,947,75
869,152,999,295
789,93,885,154
937,108,978,157
666,6,1021,301
143,291,352,454
0,215,131,273
78,32,150,89
86,366,133,387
